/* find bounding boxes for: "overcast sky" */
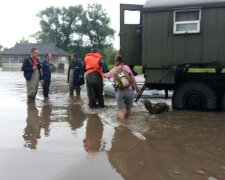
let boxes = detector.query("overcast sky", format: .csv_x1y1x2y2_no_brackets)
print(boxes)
0,0,146,49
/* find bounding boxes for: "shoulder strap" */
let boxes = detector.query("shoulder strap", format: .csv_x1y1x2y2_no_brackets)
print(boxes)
120,64,124,70
28,57,33,65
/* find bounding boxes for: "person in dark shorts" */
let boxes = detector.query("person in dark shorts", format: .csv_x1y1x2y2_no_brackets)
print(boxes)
104,55,140,120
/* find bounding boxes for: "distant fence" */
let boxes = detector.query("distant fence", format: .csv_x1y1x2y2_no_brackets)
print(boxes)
2,63,22,71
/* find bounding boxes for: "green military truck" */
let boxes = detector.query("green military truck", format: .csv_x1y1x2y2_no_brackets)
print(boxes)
120,0,225,111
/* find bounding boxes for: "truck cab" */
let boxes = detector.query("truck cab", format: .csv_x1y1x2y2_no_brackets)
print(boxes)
120,0,225,111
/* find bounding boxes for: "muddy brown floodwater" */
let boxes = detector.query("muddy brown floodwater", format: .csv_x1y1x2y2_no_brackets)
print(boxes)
0,71,225,180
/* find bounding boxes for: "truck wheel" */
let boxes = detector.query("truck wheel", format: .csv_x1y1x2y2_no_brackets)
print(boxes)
172,82,217,111
222,93,225,111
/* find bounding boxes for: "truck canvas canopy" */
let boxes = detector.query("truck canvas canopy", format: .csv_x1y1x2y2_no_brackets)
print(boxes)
143,0,225,11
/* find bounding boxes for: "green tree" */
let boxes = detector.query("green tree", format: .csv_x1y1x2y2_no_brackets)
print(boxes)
78,4,115,51
17,37,29,44
34,5,83,52
34,4,115,56
102,45,118,65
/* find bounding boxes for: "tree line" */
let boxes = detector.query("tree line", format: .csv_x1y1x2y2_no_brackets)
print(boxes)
33,3,118,64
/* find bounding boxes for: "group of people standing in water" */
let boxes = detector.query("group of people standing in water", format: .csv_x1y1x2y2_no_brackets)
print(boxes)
22,48,140,120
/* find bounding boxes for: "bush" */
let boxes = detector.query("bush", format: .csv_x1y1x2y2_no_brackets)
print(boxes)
102,45,118,65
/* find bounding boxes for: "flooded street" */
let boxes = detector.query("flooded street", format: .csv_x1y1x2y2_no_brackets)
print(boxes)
0,71,225,180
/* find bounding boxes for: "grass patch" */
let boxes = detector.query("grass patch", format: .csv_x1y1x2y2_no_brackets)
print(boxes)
134,66,143,74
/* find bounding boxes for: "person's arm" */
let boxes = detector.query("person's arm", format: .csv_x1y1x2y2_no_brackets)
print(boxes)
83,60,86,73
126,65,140,93
37,59,43,81
21,58,33,72
104,71,113,79
131,75,140,93
79,60,85,77
40,61,46,82
99,58,109,73
67,63,71,83
104,66,116,79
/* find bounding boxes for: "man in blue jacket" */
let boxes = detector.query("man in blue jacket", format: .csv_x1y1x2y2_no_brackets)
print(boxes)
41,53,52,98
21,48,41,103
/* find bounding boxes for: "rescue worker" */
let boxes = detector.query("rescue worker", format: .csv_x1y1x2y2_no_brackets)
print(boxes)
21,48,42,103
67,53,84,96
84,48,109,108
41,53,52,98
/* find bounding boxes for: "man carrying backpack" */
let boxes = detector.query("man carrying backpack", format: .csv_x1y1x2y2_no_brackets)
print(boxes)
104,55,140,120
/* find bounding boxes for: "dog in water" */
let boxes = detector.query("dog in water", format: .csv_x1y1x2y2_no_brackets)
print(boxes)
141,99,169,114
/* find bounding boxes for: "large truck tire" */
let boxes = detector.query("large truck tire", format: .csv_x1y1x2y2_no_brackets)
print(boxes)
222,93,225,111
172,82,217,111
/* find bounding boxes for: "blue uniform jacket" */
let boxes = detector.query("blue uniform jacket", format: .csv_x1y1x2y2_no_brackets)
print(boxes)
41,60,51,81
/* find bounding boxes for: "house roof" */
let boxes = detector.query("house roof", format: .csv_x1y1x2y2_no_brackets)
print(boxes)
1,43,69,56
144,0,225,10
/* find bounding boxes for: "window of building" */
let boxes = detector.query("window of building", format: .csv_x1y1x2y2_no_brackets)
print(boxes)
18,57,24,63
173,9,201,34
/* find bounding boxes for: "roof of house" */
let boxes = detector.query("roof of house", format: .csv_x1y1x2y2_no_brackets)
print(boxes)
144,0,225,10
0,43,69,56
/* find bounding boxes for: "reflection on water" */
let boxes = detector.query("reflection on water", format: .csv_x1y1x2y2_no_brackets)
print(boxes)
40,102,52,136
83,114,104,155
107,111,225,180
23,102,53,149
1,71,225,180
23,103,41,149
67,96,86,131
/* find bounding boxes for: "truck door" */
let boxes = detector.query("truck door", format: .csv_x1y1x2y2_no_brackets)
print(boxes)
120,4,143,65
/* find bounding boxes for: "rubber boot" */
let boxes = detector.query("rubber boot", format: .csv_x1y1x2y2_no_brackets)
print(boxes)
75,89,80,96
27,96,34,103
69,90,74,96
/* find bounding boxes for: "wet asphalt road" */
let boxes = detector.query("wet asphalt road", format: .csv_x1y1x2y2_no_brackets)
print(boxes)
0,71,225,180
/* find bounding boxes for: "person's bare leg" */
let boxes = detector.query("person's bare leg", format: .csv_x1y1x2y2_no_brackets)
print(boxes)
117,109,126,120
125,107,132,118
